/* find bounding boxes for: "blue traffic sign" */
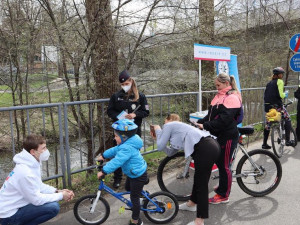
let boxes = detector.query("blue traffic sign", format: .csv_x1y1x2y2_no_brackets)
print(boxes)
289,34,300,52
290,54,300,72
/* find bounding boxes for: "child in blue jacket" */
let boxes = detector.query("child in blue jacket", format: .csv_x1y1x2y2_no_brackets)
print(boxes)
97,119,147,225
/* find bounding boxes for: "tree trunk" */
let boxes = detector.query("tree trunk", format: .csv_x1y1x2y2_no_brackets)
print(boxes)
86,0,118,166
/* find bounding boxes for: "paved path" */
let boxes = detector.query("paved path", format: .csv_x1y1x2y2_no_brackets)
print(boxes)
44,140,300,225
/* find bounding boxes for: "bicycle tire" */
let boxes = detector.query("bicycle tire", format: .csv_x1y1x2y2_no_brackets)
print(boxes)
236,149,282,197
271,125,284,158
157,152,193,201
143,191,179,224
74,195,110,225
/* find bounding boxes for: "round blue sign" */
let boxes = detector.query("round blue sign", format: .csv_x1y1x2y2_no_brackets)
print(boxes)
289,33,300,52
290,54,300,72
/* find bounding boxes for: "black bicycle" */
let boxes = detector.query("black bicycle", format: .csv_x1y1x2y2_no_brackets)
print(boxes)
270,102,297,158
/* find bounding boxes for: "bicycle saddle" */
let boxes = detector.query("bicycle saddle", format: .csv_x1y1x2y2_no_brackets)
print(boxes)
238,126,254,135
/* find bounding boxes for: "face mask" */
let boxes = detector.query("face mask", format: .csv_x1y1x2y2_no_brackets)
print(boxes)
122,84,132,93
39,149,50,161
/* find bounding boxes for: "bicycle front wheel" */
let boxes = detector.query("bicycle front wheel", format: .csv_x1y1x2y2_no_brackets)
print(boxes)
157,152,194,201
271,125,284,158
143,191,179,224
74,195,110,225
236,149,282,197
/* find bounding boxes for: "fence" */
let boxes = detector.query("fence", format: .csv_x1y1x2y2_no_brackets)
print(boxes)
0,86,298,188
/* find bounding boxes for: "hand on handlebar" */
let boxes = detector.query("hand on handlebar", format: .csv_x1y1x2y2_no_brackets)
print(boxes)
96,155,104,161
97,171,105,180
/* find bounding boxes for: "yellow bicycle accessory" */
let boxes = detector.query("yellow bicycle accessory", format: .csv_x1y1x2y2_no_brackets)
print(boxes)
266,109,281,122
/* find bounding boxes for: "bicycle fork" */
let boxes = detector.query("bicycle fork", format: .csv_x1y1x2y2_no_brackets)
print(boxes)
90,190,102,213
176,156,193,179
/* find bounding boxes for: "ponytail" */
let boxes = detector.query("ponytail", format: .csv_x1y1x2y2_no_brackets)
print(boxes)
130,78,139,101
229,76,240,93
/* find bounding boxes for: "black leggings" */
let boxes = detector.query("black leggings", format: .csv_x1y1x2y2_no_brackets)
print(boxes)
190,137,220,219
125,171,148,220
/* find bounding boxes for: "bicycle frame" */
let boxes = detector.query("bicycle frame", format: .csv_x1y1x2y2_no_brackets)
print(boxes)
177,135,265,181
90,180,165,214
232,140,263,179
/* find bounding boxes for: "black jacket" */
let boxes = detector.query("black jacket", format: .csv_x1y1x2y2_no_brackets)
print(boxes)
198,104,240,140
294,87,300,110
107,90,149,132
264,79,283,112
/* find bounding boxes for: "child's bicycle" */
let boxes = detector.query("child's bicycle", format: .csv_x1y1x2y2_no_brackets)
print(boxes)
157,126,282,201
73,161,179,225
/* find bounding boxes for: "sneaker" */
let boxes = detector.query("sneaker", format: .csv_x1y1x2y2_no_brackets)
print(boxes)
129,218,143,225
209,194,229,204
262,144,271,149
179,202,196,212
187,221,204,225
286,140,295,146
113,180,121,189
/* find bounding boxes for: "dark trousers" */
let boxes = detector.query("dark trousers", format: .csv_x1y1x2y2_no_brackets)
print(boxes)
125,171,148,220
296,105,300,139
0,202,59,225
114,128,142,182
190,137,220,219
215,136,238,198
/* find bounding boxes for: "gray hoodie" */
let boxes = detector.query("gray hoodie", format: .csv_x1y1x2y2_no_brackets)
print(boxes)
155,121,216,158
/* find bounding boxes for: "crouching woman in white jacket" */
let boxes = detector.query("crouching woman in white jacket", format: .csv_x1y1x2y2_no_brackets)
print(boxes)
150,114,220,225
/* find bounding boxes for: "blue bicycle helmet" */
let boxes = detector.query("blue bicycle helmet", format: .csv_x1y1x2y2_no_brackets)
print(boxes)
112,119,138,143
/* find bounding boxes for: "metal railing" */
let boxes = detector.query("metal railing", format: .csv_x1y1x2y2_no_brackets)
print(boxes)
0,86,298,187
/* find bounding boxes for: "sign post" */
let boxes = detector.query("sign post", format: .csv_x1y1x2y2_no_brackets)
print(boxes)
289,34,300,84
194,44,231,112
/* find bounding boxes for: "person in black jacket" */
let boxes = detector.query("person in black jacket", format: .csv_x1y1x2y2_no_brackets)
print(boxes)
294,85,300,140
107,70,149,188
262,67,293,149
194,73,242,205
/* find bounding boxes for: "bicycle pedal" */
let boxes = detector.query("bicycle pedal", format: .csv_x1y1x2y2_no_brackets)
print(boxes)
125,208,132,211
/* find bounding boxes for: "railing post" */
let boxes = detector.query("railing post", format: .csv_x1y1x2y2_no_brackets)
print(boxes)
58,104,67,188
63,104,72,187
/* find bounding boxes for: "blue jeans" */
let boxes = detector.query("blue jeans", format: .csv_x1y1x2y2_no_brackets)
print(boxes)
0,202,60,225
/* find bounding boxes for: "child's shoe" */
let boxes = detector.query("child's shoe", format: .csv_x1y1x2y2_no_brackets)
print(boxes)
129,218,143,225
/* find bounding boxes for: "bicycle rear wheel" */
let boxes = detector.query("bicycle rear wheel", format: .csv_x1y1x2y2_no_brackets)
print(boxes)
236,149,282,197
74,195,110,225
271,125,284,158
143,191,178,224
157,152,193,201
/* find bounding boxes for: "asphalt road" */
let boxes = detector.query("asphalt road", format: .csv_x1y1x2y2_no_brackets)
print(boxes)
44,140,300,225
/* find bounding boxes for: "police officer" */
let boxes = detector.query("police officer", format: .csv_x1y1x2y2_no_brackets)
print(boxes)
107,70,149,188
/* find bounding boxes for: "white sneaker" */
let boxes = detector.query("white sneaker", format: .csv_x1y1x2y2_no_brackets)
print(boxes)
179,202,196,212
187,222,204,225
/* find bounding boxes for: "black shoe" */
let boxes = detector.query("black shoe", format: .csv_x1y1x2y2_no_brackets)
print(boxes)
286,140,295,146
129,218,143,225
113,180,121,188
262,144,271,149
